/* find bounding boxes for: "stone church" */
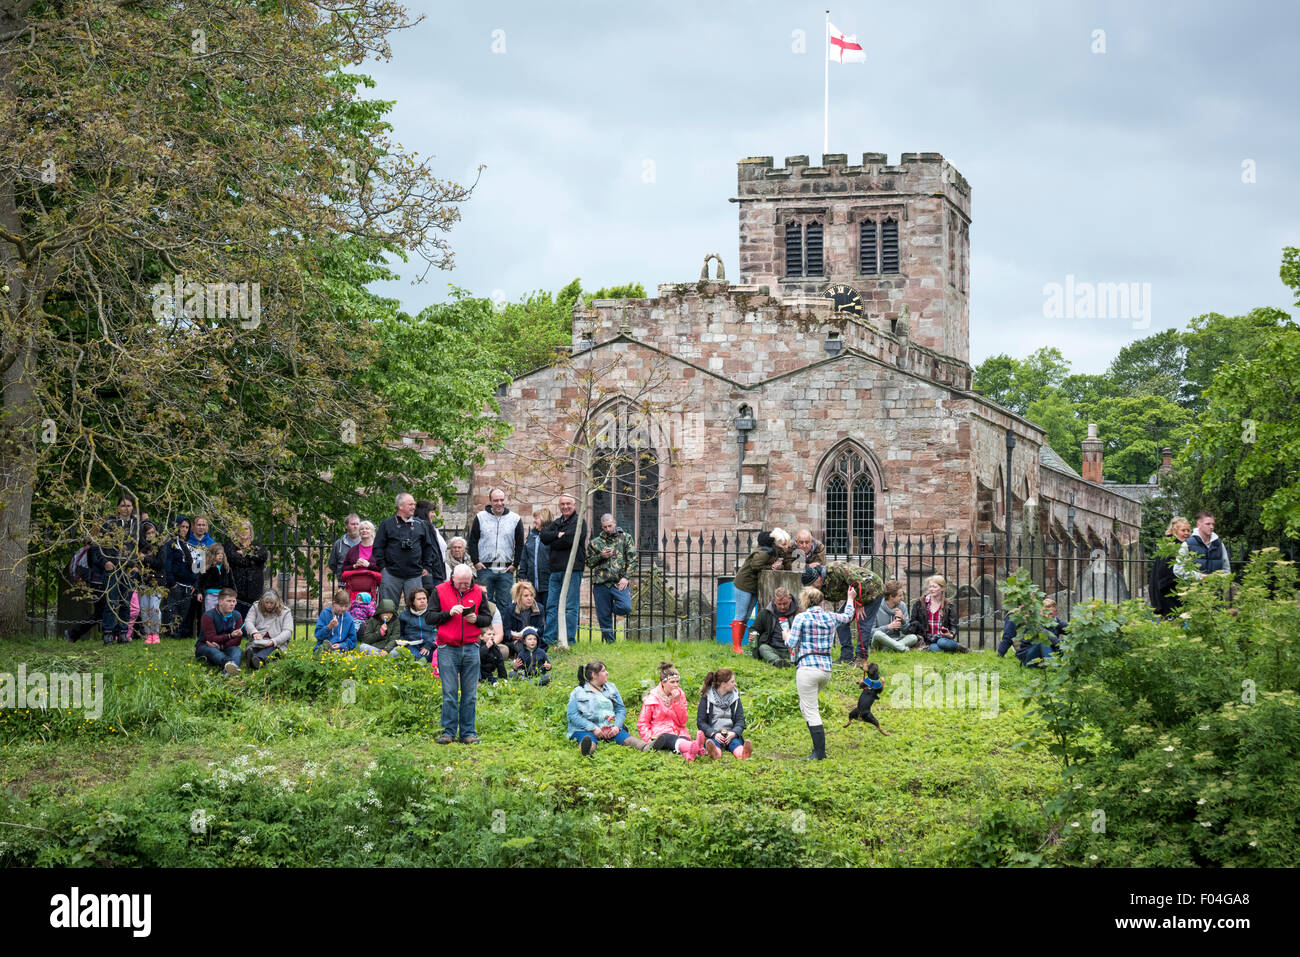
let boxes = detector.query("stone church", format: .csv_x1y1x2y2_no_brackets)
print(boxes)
472,151,1142,558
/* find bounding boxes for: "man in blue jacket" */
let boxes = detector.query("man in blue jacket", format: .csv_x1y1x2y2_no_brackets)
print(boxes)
1180,511,1231,579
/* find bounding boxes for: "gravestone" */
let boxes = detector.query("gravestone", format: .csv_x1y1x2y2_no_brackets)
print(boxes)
1077,552,1128,604
757,568,805,610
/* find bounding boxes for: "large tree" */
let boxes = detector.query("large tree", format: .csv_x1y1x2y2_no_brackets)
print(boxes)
972,347,1069,415
0,1,485,631
1176,250,1300,542
425,279,648,379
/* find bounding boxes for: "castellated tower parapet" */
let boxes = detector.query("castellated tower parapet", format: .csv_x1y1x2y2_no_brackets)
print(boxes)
731,152,971,363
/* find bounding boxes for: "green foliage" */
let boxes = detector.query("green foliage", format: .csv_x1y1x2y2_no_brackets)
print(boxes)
1106,329,1185,405
1180,307,1291,414
1024,392,1086,468
0,634,1060,866
972,348,1069,415
1184,320,1300,540
424,279,648,380
983,250,1296,519
1139,492,1179,557
1012,552,1300,866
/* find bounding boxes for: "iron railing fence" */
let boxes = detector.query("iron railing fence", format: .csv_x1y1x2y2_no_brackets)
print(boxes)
25,529,1297,648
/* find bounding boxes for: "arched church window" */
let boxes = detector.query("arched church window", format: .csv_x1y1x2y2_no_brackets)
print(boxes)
591,447,660,553
823,448,876,554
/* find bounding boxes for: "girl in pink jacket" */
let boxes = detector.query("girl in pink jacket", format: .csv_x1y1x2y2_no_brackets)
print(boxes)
636,662,703,760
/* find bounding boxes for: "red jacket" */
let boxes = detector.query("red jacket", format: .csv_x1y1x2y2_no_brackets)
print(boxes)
637,685,690,742
431,580,488,646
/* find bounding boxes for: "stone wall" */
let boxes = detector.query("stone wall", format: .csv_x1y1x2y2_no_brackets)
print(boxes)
734,152,971,361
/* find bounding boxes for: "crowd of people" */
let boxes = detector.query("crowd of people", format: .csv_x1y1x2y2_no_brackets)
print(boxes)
62,490,1233,759
63,489,633,748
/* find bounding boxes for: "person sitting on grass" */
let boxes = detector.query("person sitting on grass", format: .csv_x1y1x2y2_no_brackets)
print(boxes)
1002,598,1067,666
511,627,552,684
505,580,545,655
636,661,704,761
911,575,963,652
566,660,650,755
696,667,753,759
749,586,795,667
195,587,245,676
243,588,294,671
358,597,402,656
314,588,358,654
396,587,438,666
478,601,512,685
349,590,377,627
871,580,917,652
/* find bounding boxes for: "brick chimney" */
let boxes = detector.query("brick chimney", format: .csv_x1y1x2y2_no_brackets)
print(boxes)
1159,447,1173,475
1081,422,1104,484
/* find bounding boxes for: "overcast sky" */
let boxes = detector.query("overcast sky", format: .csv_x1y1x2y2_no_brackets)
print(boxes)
362,0,1300,373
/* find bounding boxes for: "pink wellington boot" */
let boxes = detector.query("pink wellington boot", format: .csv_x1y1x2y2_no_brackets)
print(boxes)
695,730,705,750
681,739,703,762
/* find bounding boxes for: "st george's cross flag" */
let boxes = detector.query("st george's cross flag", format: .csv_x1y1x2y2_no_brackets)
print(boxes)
827,23,866,64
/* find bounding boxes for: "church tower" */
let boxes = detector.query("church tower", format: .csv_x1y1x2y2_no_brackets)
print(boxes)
732,152,971,362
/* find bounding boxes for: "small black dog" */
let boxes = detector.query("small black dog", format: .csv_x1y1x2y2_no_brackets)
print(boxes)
845,661,890,735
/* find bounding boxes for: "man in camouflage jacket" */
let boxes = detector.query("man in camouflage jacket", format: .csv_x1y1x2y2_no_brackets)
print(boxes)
585,514,638,644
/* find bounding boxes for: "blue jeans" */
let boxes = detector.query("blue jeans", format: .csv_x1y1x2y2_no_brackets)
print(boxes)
101,572,134,638
732,587,757,626
836,597,883,660
1018,642,1055,665
569,728,631,747
436,644,480,738
927,636,961,652
544,570,582,646
592,583,631,643
477,568,514,614
195,643,242,669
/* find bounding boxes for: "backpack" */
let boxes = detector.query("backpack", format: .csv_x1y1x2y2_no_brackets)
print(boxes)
69,545,91,583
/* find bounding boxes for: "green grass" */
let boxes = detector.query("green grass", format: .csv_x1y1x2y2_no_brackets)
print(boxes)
0,631,1060,866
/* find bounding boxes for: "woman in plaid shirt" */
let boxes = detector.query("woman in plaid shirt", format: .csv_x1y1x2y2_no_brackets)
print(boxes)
785,584,859,760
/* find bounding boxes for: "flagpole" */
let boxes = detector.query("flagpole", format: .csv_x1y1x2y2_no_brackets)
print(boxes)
824,10,830,156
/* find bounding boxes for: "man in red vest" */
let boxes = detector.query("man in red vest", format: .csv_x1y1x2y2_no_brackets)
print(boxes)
430,564,492,744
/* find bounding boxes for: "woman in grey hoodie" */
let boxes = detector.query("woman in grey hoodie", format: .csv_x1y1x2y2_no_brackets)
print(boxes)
696,668,753,760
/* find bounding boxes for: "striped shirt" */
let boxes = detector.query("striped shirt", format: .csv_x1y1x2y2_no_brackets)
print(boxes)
785,599,855,672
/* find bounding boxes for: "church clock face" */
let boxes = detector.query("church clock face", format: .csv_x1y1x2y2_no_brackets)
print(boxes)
823,283,863,318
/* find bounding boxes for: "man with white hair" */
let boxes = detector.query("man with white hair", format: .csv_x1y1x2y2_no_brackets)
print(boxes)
443,536,471,582
429,563,492,744
373,493,434,608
